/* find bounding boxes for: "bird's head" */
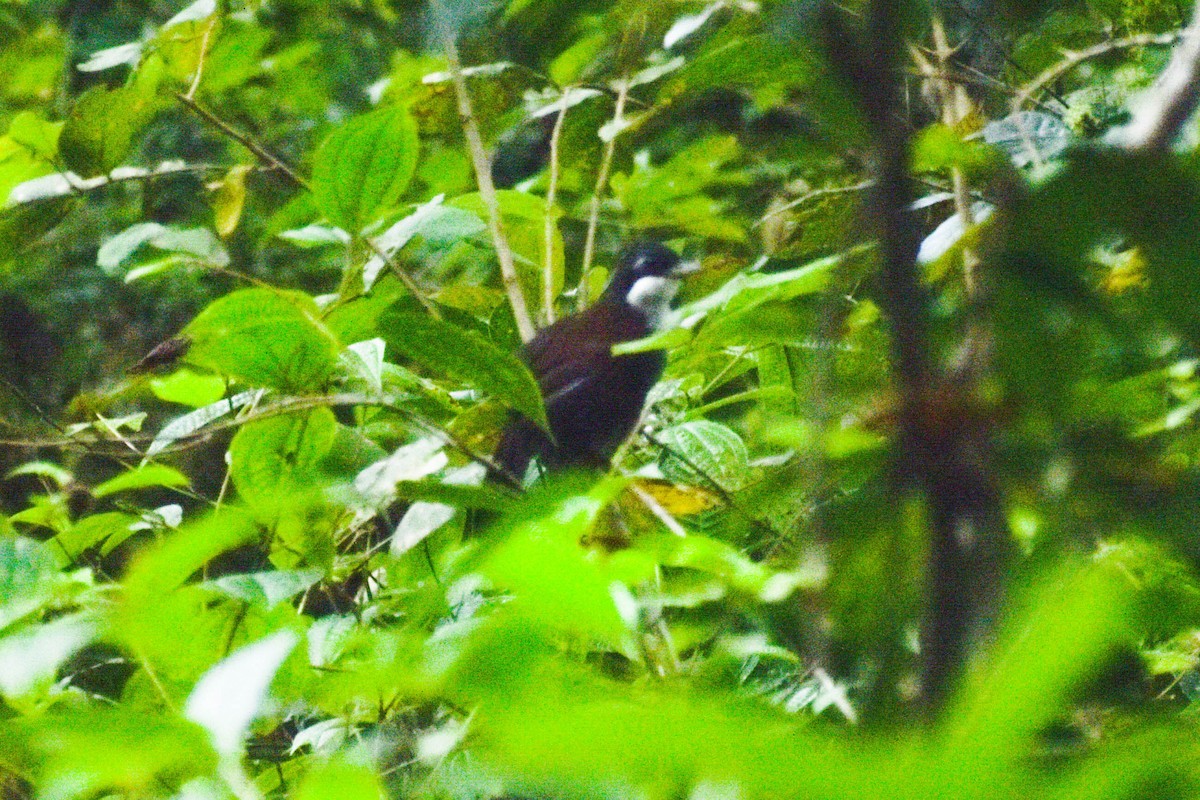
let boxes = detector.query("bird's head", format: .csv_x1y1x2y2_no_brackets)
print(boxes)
605,241,700,324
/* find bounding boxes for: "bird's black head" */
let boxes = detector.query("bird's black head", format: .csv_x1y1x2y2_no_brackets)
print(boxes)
604,241,695,322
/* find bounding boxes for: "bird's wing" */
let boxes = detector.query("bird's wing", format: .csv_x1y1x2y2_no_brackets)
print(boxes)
521,305,622,406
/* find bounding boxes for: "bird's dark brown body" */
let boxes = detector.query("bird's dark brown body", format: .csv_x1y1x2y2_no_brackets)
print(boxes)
492,242,688,482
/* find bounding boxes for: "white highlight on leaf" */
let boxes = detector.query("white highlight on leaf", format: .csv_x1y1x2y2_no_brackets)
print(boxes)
362,194,446,290
353,437,447,509
664,2,724,49
390,462,486,556
0,614,94,697
421,61,514,84
184,630,298,757
7,161,192,205
77,41,144,73
164,0,217,28
527,87,604,119
342,338,386,393
916,202,994,264
278,224,351,247
148,390,264,457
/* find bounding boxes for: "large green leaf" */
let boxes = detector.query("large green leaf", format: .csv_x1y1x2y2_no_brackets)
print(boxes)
229,408,338,521
0,708,216,800
657,420,749,491
1006,149,1200,347
92,464,190,499
58,85,159,176
449,190,564,314
184,289,341,392
294,757,387,800
380,309,549,431
614,250,847,355
312,104,420,232
121,507,261,599
480,477,632,648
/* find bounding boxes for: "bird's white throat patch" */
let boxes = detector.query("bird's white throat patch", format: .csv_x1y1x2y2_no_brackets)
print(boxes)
625,276,679,325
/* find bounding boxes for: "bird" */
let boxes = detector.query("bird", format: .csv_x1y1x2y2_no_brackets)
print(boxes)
492,241,698,484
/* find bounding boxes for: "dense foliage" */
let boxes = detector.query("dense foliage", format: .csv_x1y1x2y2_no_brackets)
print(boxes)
5,0,1200,797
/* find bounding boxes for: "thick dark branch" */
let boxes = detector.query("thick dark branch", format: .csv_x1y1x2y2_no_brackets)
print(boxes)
821,0,1011,714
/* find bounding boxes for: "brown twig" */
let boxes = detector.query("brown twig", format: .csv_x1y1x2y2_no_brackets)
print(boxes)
1013,32,1181,114
174,92,311,191
431,8,535,342
541,89,572,325
363,236,441,317
579,78,630,310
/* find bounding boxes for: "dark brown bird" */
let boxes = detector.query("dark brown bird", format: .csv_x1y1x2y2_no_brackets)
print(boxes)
493,241,696,483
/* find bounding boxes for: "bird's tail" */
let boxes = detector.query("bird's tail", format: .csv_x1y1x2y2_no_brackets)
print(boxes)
489,414,550,487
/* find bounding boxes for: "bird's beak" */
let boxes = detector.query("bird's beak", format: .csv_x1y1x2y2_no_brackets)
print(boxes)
670,259,702,278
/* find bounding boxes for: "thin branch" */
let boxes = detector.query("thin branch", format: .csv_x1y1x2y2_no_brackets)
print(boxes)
755,181,874,227
363,235,441,318
0,392,525,492
183,17,217,100
175,93,435,316
174,92,311,191
542,89,571,325
929,16,980,291
432,11,535,342
579,78,630,310
1112,10,1200,150
1014,32,1181,114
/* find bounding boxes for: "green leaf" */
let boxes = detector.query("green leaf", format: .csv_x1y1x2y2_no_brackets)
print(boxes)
92,464,190,499
184,630,299,756
448,190,563,312
5,460,72,485
0,613,95,699
295,757,387,800
148,368,228,407
1,708,216,800
147,390,260,457
0,537,61,631
8,111,62,160
361,196,486,290
943,561,1138,790
59,85,159,176
205,568,324,608
1008,149,1200,347
184,289,342,392
482,477,632,646
380,310,549,431
229,408,338,520
121,507,260,599
912,123,1006,177
312,104,420,232
657,420,749,491
0,134,54,205
98,223,229,275
50,513,138,567
637,532,817,602
392,479,511,511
